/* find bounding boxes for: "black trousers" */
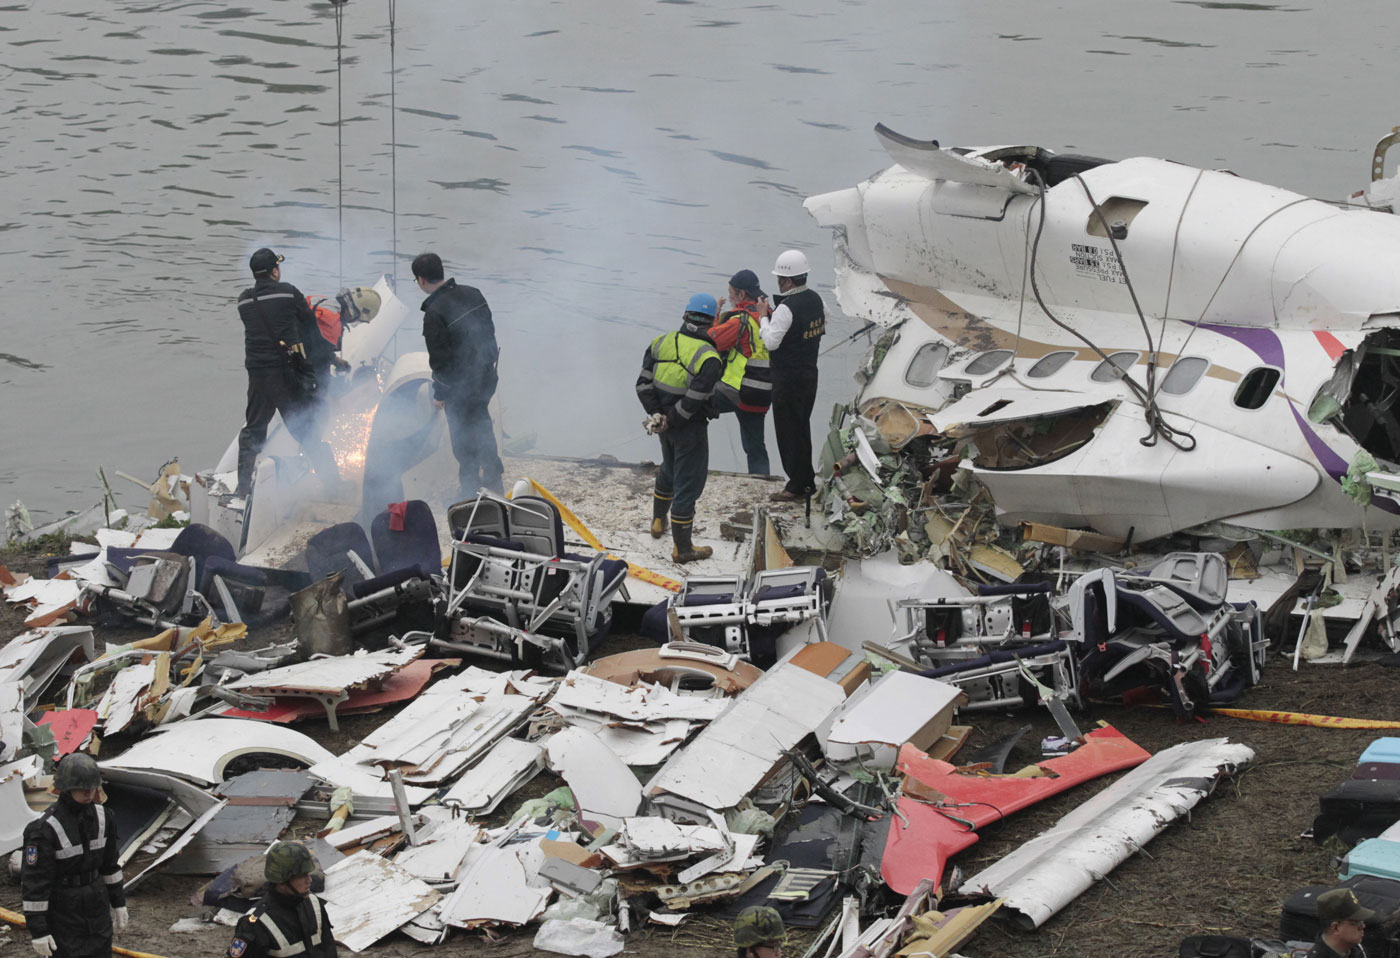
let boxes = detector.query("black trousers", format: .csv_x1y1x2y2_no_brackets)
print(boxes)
772,367,819,494
237,367,339,491
444,399,504,497
49,882,111,958
655,423,709,520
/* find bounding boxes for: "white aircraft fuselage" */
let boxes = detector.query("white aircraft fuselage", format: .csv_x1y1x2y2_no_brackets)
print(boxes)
807,128,1400,543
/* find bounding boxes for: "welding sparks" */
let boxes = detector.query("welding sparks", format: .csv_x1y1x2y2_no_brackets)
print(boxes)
328,404,377,475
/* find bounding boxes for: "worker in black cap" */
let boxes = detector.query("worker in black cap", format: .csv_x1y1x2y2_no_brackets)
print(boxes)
235,248,345,498
710,269,772,476
1309,887,1375,957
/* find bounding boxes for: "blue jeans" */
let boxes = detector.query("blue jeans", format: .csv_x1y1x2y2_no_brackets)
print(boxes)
715,394,770,476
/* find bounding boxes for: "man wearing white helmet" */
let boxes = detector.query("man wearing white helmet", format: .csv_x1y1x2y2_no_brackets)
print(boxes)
761,249,825,500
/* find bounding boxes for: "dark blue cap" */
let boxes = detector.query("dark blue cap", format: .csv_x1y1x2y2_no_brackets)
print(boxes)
729,269,762,294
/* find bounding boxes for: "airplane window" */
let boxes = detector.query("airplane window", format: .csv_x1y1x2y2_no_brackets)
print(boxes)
904,343,949,387
1161,356,1209,395
1090,351,1139,382
965,349,1014,375
1027,350,1075,378
1234,366,1280,410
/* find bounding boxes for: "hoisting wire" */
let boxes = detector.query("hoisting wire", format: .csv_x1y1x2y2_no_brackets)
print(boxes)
388,0,398,289
1024,167,1195,451
333,0,347,288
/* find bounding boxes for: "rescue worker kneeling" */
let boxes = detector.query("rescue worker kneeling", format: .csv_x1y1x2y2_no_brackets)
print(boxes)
21,753,128,958
637,293,724,564
227,841,336,958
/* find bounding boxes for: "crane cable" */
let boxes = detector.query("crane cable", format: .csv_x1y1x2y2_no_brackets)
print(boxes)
1024,167,1196,452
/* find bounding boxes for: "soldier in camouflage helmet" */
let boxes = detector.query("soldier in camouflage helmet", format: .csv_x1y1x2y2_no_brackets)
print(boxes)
21,753,127,958
226,842,336,958
734,905,786,958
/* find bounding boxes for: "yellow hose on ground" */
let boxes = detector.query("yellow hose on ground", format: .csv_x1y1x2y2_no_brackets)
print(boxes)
0,906,172,958
1207,707,1400,729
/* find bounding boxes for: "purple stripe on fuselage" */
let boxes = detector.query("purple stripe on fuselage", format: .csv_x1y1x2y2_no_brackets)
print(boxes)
1195,322,1400,515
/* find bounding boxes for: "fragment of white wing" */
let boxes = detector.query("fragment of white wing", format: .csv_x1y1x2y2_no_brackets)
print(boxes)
321,851,442,952
100,718,335,785
441,737,543,814
645,661,847,812
549,702,696,766
438,845,550,928
546,727,642,833
957,737,1255,929
221,647,422,693
95,661,158,734
548,670,729,724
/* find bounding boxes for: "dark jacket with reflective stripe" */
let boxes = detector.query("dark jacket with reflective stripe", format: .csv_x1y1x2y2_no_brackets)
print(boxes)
228,886,337,958
20,796,125,943
421,278,499,405
636,323,722,428
238,278,316,370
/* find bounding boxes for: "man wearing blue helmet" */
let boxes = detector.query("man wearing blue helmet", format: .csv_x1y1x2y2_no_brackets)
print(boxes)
636,294,724,563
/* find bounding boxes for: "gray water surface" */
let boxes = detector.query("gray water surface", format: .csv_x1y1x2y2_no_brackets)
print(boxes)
0,0,1392,519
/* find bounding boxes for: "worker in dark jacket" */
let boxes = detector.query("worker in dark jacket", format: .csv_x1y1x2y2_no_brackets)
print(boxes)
235,247,344,498
636,293,724,563
21,753,127,958
227,842,336,958
412,252,504,498
763,249,826,501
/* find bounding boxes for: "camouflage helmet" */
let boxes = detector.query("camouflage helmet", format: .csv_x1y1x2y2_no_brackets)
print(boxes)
734,906,785,948
265,841,317,884
54,753,101,793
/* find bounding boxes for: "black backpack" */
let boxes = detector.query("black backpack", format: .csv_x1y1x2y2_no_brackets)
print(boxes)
1178,936,1256,958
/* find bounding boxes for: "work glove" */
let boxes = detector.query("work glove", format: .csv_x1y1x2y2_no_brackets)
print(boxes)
31,936,56,958
643,412,668,435
112,906,130,932
331,356,352,372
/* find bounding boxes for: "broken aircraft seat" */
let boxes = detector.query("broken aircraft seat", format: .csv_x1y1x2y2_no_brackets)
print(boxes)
303,508,440,643
1072,553,1265,718
889,582,1074,710
1313,738,1400,846
435,493,628,670
1281,875,1400,958
641,566,828,668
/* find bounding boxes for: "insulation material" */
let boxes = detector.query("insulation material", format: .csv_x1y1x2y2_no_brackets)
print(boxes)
958,737,1255,928
321,851,442,951
646,660,847,812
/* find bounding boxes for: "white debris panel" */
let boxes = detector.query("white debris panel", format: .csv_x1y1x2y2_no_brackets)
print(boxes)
645,660,847,812
221,647,422,693
958,737,1256,928
321,851,442,952
101,718,335,785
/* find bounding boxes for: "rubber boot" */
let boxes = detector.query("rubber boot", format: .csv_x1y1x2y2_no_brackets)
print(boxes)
650,493,672,539
671,520,712,564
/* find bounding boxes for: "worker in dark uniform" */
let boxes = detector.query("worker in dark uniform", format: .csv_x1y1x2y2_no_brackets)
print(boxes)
734,905,786,958
226,841,336,958
1307,887,1373,958
762,249,826,501
636,293,724,563
412,251,504,498
20,753,127,958
235,248,344,498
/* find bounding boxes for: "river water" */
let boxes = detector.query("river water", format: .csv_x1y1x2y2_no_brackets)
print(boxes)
1,0,1394,521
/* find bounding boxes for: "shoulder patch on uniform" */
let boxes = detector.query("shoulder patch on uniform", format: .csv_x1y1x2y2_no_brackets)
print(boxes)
229,938,249,958
24,846,37,866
